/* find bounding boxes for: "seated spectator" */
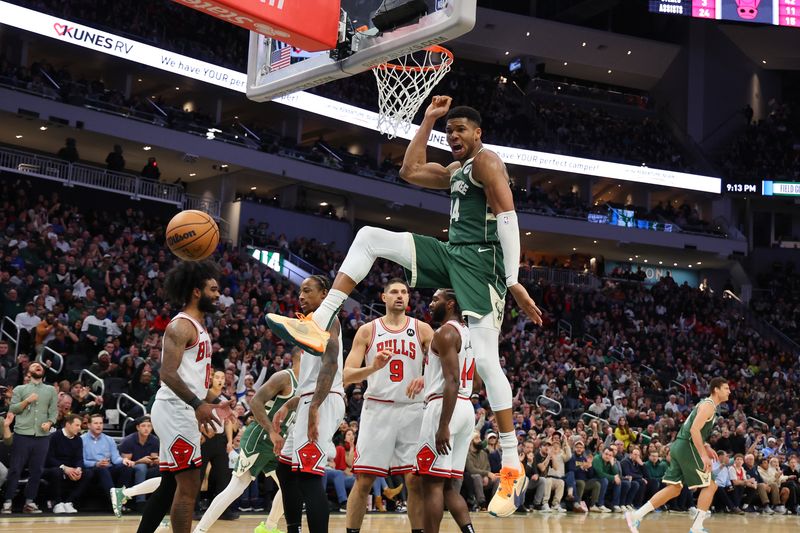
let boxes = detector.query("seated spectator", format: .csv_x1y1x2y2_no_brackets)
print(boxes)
88,349,119,379
520,438,546,511
614,417,637,451
643,448,667,500
570,439,601,512
744,453,776,513
619,446,647,508
729,453,762,512
712,450,743,513
44,413,90,513
117,416,159,506
592,446,624,512
758,456,788,514
464,432,497,511
81,413,135,508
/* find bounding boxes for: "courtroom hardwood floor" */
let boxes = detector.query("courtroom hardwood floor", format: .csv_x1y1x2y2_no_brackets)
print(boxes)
0,511,797,532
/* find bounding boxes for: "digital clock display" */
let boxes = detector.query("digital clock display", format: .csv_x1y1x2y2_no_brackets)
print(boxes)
725,182,759,194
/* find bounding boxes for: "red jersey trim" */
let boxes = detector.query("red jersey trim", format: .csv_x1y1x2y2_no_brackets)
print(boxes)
378,316,410,334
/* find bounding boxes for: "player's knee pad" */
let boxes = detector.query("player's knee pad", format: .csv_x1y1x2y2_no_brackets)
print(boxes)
467,315,512,412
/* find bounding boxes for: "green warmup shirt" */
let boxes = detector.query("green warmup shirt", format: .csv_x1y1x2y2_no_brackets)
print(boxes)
233,369,298,477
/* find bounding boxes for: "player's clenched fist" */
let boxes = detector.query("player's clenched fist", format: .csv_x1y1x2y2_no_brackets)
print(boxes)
371,349,393,370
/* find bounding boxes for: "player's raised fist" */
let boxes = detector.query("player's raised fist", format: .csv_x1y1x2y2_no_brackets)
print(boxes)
425,95,452,120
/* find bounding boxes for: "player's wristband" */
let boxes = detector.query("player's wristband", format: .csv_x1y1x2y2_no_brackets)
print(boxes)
188,396,203,410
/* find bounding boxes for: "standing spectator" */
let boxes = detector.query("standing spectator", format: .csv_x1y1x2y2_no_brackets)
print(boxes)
81,413,135,507
117,416,160,507
105,145,125,172
2,361,58,513
57,138,79,163
43,413,90,513
80,305,120,353
14,301,40,354
141,157,161,181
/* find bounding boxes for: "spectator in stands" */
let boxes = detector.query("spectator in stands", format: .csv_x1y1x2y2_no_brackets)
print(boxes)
729,453,763,512
4,354,30,387
592,446,623,512
14,301,40,354
465,432,497,511
643,448,666,500
2,361,58,514
520,438,546,511
712,450,743,513
619,446,647,507
80,305,119,354
346,387,363,422
33,311,56,355
570,439,600,512
43,413,89,513
88,349,119,379
140,157,160,181
57,138,79,163
758,456,787,513
81,413,135,507
117,415,159,507
105,145,125,172
0,340,12,369
2,289,24,326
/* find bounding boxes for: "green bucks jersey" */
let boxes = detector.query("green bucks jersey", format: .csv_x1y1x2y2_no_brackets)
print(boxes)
675,398,716,442
449,149,499,245
267,369,298,437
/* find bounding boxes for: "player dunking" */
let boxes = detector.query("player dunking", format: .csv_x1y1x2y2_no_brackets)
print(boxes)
194,345,303,533
625,377,731,533
272,275,345,533
266,95,542,517
343,278,433,533
415,289,476,533
133,260,226,533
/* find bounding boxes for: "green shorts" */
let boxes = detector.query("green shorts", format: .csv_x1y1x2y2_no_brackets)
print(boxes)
662,439,712,490
404,234,507,325
233,422,279,478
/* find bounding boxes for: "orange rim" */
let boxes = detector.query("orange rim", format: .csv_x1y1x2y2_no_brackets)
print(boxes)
375,45,454,72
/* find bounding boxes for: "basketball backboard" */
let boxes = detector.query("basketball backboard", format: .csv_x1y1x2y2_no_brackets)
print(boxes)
245,0,476,102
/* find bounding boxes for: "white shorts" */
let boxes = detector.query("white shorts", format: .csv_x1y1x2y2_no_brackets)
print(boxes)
279,393,345,476
151,398,202,472
353,400,423,477
415,397,474,479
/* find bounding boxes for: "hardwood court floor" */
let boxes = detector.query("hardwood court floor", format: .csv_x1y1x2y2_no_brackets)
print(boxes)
0,511,797,532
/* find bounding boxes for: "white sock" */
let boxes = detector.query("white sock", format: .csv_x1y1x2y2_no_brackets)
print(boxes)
123,477,161,498
265,488,284,528
498,432,519,469
312,289,348,330
633,501,655,521
194,474,252,533
691,509,708,530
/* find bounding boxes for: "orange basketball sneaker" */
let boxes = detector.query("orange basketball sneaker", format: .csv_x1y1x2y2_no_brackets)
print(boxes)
487,464,529,517
265,312,330,356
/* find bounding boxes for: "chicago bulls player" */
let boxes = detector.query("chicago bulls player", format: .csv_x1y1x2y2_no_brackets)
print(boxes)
271,275,345,533
342,278,433,533
133,260,224,533
415,289,476,533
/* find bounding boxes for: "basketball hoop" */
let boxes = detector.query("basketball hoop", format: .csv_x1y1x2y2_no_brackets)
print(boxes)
372,45,454,139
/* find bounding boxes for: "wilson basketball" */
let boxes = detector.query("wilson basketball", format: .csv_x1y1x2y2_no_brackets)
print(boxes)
166,210,219,261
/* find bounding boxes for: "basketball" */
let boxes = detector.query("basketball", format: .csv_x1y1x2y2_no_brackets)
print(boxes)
165,210,219,261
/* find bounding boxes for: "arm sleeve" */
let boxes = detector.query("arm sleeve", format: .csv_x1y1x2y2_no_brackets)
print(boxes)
82,436,96,467
47,388,58,425
9,386,25,414
110,436,123,465
496,210,521,287
235,364,248,398
45,433,60,468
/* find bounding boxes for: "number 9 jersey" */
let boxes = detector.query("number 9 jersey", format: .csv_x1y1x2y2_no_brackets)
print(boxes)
363,317,424,404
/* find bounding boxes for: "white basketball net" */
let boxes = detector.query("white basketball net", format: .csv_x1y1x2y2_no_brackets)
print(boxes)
372,46,453,139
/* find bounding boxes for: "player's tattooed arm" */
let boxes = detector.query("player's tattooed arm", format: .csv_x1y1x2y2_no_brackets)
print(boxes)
310,318,341,409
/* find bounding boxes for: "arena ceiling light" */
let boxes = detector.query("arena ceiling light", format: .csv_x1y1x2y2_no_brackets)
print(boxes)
526,31,530,36
15,135,22,139
143,146,152,151
189,173,196,177
627,50,632,55
526,232,532,236
385,216,391,220
39,126,47,131
250,186,257,190
319,202,328,206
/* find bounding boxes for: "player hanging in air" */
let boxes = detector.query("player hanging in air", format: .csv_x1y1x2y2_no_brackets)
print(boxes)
271,275,345,533
625,377,731,533
265,95,542,517
132,260,229,533
342,278,433,533
193,345,303,533
415,289,477,533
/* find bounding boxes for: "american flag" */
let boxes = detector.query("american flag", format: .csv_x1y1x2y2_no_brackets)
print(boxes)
270,44,292,71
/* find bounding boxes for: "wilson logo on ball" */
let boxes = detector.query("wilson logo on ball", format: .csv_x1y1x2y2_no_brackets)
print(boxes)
167,230,197,246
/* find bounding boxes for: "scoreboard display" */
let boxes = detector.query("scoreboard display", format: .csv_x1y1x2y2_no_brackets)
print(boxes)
649,1,799,28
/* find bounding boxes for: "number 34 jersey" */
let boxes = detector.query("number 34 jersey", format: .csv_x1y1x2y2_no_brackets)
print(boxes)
364,316,424,405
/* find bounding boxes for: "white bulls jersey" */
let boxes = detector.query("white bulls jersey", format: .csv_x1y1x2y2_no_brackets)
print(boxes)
365,316,424,404
155,312,212,402
298,322,344,396
424,320,475,403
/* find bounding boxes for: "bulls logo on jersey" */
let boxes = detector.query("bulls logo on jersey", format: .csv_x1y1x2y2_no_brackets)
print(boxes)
416,444,436,475
375,338,417,360
169,437,196,470
298,442,324,474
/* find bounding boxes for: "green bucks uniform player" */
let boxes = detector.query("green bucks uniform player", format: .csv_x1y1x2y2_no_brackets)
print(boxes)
626,377,731,533
264,96,544,519
195,347,302,533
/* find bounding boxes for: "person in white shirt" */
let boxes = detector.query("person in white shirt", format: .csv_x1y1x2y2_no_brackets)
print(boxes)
218,287,234,309
664,395,679,414
15,302,41,332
